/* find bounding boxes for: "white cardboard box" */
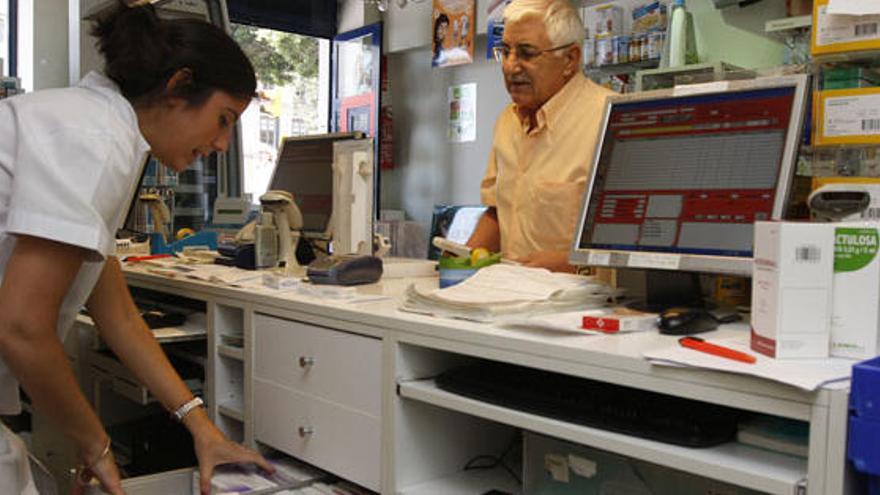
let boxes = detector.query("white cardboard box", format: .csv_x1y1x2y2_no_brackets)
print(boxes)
830,223,880,359
751,222,835,359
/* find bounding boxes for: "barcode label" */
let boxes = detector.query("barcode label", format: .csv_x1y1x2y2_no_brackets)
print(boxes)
795,245,821,263
862,119,880,132
855,23,879,37
863,208,880,219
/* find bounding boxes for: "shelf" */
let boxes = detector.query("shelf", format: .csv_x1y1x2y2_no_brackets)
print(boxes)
765,15,812,33
399,379,807,495
217,344,244,361
398,465,521,495
586,58,660,75
218,401,244,422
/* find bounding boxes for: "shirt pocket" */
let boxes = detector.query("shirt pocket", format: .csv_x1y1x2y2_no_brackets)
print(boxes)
524,181,587,251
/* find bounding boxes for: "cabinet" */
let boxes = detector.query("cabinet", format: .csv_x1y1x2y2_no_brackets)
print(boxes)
84,267,856,495
253,314,382,491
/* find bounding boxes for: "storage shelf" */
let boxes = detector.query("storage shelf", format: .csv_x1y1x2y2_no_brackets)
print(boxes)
765,15,812,33
217,344,244,361
586,58,660,75
398,465,521,495
218,401,244,422
399,379,807,495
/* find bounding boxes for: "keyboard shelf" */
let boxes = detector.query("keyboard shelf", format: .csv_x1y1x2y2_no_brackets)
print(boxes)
399,379,807,495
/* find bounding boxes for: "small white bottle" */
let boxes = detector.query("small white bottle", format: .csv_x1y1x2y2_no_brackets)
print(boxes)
668,0,688,67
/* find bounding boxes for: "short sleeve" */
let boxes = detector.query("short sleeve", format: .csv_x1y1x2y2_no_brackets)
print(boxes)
480,117,504,207
4,106,117,259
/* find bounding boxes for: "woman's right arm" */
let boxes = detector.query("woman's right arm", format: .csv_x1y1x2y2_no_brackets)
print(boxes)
0,235,122,494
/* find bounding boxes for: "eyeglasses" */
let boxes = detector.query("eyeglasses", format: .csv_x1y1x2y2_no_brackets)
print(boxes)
492,43,574,63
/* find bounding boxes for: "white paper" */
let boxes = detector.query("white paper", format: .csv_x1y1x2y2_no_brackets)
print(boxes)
644,337,856,391
448,83,477,143
827,0,880,16
627,252,681,270
673,81,729,97
568,454,597,478
499,310,607,334
544,453,570,483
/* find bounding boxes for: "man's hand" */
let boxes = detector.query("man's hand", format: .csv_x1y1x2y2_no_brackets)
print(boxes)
515,250,576,273
191,418,274,495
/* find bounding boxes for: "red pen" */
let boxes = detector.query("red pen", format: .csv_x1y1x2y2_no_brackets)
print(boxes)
678,336,757,364
124,254,173,263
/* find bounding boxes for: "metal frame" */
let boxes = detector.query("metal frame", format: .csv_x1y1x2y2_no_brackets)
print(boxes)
569,74,811,277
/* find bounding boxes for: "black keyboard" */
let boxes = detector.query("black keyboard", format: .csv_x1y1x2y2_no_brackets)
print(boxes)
435,362,741,448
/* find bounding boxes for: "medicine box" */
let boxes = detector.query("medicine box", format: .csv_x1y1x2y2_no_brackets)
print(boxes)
830,223,880,359
812,0,880,56
814,87,880,146
751,221,835,359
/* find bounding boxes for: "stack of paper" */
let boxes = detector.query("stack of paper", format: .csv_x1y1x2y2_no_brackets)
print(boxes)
192,457,325,494
643,337,855,391
400,264,614,322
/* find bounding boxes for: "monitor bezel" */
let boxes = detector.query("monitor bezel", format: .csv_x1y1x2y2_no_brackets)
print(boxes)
269,132,364,239
569,74,810,277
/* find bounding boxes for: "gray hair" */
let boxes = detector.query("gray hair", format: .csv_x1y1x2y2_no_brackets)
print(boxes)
503,0,585,48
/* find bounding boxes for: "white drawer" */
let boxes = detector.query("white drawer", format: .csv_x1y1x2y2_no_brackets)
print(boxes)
254,379,380,492
253,314,381,417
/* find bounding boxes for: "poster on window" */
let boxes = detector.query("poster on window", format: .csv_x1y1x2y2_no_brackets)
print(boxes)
486,0,511,60
448,83,476,143
432,0,476,68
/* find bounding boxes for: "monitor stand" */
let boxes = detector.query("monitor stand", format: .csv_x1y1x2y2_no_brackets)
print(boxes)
626,270,706,313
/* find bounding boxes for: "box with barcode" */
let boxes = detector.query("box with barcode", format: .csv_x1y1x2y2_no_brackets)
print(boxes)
831,223,880,359
751,221,835,359
812,177,880,220
815,87,880,146
812,0,880,56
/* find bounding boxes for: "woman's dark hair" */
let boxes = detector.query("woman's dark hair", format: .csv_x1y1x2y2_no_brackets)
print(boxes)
433,14,450,60
91,1,256,107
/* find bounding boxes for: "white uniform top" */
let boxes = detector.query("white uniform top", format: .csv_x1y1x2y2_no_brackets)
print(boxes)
0,71,150,414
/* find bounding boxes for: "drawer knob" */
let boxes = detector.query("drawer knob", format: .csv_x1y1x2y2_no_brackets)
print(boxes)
298,356,315,368
298,426,314,438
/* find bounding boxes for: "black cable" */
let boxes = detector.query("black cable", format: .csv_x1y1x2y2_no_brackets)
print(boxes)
461,432,522,485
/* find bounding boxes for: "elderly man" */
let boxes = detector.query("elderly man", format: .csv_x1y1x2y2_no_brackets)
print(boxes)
468,0,615,272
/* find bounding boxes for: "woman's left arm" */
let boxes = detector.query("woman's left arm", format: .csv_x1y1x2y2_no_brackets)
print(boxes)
86,257,273,494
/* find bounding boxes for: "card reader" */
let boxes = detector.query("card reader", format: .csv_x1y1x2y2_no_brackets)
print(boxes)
307,254,383,286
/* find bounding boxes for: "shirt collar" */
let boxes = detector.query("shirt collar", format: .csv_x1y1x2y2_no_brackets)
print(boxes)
514,73,586,135
78,71,151,156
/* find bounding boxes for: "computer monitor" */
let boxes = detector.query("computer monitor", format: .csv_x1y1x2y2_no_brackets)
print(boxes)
570,75,809,307
269,132,363,236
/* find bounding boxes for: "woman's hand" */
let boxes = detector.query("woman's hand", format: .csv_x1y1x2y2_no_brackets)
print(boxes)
190,418,274,495
71,437,124,495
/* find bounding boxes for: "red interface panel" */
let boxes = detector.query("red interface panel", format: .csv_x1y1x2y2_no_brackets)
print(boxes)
580,87,796,257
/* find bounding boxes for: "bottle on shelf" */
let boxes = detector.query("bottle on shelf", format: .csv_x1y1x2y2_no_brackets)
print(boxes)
664,0,697,68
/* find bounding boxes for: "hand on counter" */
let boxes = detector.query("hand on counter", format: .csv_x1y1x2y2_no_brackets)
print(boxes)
514,250,577,273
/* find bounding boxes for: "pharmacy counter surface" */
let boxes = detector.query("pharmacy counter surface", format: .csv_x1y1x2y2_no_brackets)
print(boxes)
116,264,854,495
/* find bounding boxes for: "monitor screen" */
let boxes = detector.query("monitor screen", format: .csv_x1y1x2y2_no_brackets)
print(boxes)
572,76,809,276
269,133,360,234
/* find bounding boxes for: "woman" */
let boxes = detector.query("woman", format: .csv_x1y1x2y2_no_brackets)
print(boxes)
0,2,271,494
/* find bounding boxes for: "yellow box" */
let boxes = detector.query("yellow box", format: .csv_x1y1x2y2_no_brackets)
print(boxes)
812,0,880,56
815,87,880,146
